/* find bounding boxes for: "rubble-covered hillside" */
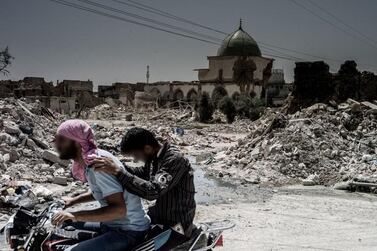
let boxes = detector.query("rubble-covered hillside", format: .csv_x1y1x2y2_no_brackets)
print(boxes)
211,100,377,185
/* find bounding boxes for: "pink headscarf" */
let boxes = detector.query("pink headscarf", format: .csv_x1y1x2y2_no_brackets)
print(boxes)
56,119,97,182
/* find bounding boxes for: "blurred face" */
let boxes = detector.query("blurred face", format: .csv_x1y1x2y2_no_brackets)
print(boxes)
126,145,155,163
54,135,79,160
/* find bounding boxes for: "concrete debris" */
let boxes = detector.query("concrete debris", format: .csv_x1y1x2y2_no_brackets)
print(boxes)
0,98,70,184
211,100,377,185
42,150,70,166
4,121,21,135
51,176,68,186
302,174,320,186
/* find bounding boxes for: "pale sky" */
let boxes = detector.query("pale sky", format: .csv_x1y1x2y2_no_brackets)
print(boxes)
2,0,377,87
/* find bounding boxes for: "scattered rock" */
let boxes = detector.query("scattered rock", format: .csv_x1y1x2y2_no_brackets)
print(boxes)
9,149,20,162
125,114,133,121
52,176,68,186
42,150,70,167
302,174,320,186
4,121,21,135
334,181,351,190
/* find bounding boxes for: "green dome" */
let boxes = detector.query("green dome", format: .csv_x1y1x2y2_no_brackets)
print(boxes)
217,21,261,57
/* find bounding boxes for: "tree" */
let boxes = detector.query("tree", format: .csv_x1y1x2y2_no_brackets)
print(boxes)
0,47,14,76
234,93,252,118
233,56,256,93
197,92,214,123
359,71,377,101
234,93,265,121
219,96,236,123
211,85,228,108
334,60,361,101
248,106,265,121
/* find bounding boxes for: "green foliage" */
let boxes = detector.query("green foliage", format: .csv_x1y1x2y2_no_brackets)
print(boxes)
197,92,214,123
218,96,236,123
359,71,377,101
249,90,256,98
234,93,265,120
334,60,361,101
248,106,265,121
234,93,252,118
251,96,265,107
211,86,228,108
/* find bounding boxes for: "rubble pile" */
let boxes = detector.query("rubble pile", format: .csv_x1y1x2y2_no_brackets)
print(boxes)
89,106,250,155
213,100,377,185
92,119,235,155
85,104,134,121
0,98,76,209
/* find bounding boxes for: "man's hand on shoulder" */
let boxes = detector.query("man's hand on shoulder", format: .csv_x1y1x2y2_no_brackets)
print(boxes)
90,157,122,176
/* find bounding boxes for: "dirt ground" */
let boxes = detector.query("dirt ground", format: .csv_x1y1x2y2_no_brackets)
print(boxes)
196,186,377,251
190,127,377,251
2,185,377,251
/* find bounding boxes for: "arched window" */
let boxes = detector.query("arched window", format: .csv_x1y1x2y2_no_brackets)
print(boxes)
187,89,198,104
173,89,184,101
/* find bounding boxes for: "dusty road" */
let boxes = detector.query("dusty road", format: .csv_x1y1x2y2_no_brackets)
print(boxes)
196,186,377,251
2,167,377,251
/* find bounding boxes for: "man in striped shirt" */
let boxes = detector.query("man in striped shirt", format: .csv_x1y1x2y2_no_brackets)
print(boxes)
91,127,196,250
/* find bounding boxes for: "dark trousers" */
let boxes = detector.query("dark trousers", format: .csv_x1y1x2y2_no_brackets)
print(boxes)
63,222,147,251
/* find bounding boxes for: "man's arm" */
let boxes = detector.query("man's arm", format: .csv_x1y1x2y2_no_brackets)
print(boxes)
125,165,148,179
91,157,148,179
64,191,95,208
52,192,126,226
73,192,126,222
117,155,190,200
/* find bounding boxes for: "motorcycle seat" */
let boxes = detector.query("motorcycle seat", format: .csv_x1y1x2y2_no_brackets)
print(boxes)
131,227,172,251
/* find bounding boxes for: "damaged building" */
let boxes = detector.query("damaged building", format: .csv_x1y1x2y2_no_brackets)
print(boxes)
0,77,100,114
98,82,144,106
1,23,291,109
50,79,100,114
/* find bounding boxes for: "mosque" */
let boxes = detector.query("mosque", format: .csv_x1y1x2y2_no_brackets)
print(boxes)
142,21,274,104
98,21,281,107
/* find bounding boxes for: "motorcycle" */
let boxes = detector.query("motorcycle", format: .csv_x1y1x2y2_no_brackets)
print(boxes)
2,202,235,251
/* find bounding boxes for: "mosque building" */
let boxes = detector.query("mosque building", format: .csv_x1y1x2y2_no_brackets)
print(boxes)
99,21,280,107
195,20,273,99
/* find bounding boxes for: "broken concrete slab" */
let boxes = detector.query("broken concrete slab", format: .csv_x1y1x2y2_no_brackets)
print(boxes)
361,101,377,110
51,176,68,186
42,150,70,167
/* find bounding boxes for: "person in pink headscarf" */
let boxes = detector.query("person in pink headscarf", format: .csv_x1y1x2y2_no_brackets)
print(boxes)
55,119,97,182
52,119,150,251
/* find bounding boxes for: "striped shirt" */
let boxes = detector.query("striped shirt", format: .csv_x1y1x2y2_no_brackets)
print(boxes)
117,142,196,236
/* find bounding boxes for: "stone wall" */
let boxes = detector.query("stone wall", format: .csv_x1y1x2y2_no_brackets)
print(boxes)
196,55,272,83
